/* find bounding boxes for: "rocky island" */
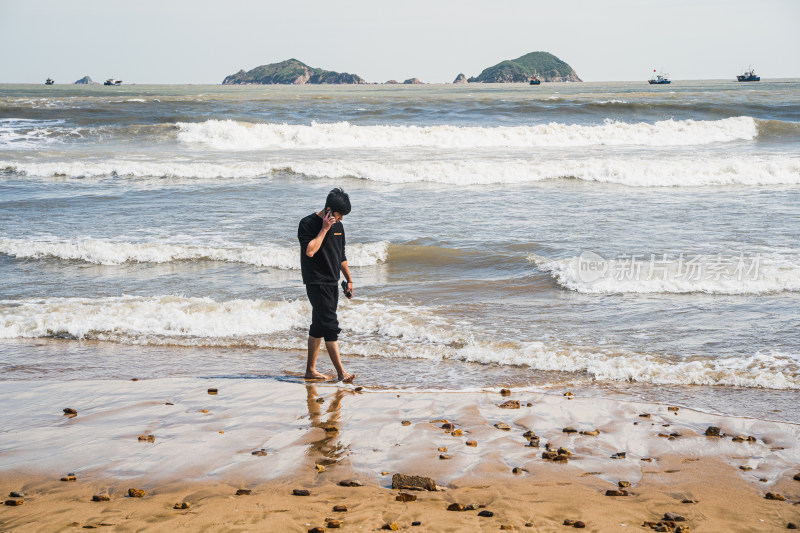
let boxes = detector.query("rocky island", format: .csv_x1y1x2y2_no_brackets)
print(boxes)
468,51,581,83
73,76,99,85
222,59,366,85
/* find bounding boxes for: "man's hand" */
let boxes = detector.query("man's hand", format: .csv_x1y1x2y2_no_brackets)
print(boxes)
322,209,336,231
347,281,354,298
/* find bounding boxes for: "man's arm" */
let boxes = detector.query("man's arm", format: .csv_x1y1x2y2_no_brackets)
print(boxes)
305,211,335,257
340,261,354,296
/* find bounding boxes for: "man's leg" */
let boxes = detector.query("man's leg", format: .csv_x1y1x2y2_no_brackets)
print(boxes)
324,340,355,382
305,336,330,380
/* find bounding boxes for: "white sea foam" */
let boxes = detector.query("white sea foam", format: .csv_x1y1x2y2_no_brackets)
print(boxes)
176,116,759,150
4,154,799,187
529,253,800,294
0,237,388,268
0,295,796,389
0,118,69,149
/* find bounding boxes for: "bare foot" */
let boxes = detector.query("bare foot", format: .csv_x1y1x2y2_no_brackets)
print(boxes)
339,373,356,383
305,371,331,381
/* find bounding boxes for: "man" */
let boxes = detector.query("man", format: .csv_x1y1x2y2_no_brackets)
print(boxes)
297,187,355,382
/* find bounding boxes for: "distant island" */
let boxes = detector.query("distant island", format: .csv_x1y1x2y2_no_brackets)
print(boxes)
222,59,366,85
468,51,581,83
74,76,99,85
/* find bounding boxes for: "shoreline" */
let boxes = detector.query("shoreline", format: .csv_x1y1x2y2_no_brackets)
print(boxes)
1,378,798,531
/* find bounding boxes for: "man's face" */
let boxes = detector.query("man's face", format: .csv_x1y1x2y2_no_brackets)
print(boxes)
331,211,344,223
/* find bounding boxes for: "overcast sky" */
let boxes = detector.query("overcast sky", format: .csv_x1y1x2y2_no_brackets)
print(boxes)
2,0,798,84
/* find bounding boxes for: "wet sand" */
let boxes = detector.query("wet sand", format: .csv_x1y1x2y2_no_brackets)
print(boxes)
1,378,798,531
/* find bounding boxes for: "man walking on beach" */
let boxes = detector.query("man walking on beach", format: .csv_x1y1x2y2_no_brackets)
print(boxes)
298,187,355,382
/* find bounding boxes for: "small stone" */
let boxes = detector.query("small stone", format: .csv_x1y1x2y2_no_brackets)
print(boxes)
605,490,628,496
127,488,145,498
478,510,494,517
522,430,536,438
315,397,325,403
639,413,651,418
641,457,653,462
664,512,686,522
765,492,786,501
338,479,363,487
439,454,452,460
61,475,77,482
9,492,24,498
563,519,576,526
333,504,348,512
500,388,511,396
466,440,477,447
675,527,692,533
704,426,721,437
580,429,599,436
131,378,139,381
402,420,411,426
63,408,77,416
447,502,465,511
542,451,558,460
138,434,155,442
354,386,363,392
525,524,533,528
165,402,174,405
564,391,574,396
392,473,437,491
5,499,23,506
437,446,448,452
252,449,268,456
512,467,524,474
526,403,533,407
382,523,400,531
309,528,325,533
199,409,209,413
557,447,572,457
618,481,631,488
494,422,511,431
396,492,417,502
92,494,110,502
292,489,310,496
314,464,325,472
739,465,753,471
526,438,540,448
794,473,800,481
173,502,190,509
325,425,339,433
553,454,569,463
412,521,422,526
668,406,679,412
682,499,698,504
611,452,626,459
326,519,341,528
207,388,218,394
381,471,389,476
787,523,797,530
499,400,520,409
573,522,586,529
747,436,757,443
500,526,514,530
235,489,251,496
441,422,455,430
732,435,747,442
451,429,463,437
562,427,578,433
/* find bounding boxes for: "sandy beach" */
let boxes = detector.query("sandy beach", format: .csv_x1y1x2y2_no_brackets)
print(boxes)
1,378,798,532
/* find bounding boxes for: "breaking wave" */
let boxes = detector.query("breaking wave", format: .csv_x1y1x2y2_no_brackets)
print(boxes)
0,237,388,268
4,154,800,187
176,116,760,150
529,253,800,294
0,295,796,389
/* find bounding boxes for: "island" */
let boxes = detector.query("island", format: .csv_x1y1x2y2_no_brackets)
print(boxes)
468,51,581,83
74,76,99,85
222,59,366,85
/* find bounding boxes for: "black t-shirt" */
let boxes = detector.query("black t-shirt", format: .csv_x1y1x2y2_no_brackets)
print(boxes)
298,212,347,285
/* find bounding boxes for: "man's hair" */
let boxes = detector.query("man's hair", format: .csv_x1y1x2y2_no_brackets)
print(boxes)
325,187,351,215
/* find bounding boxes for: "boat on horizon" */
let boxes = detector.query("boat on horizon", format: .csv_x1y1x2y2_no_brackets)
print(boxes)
45,78,54,85
736,66,760,82
529,71,541,85
104,78,123,86
648,69,670,84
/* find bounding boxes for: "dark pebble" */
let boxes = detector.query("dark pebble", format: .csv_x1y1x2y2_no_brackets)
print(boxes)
478,510,494,517
292,489,310,496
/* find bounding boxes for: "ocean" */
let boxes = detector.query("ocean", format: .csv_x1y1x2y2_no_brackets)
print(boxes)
1,80,798,423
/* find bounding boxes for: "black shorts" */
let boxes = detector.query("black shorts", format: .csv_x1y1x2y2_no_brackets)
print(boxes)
305,283,341,342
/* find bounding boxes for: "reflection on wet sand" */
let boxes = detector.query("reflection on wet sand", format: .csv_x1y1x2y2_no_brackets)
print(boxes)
306,385,349,468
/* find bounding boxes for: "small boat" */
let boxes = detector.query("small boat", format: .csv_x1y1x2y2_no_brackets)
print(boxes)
736,66,760,82
104,78,123,86
648,70,671,84
45,78,54,85
529,71,541,85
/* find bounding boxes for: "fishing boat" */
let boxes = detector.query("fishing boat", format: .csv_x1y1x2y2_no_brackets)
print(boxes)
648,70,670,84
104,78,123,86
736,66,760,82
45,78,54,85
529,71,541,85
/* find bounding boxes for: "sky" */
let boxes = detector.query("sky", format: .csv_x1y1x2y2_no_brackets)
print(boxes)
1,0,799,84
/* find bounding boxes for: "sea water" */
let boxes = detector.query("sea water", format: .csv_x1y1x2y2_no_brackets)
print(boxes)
1,81,798,422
